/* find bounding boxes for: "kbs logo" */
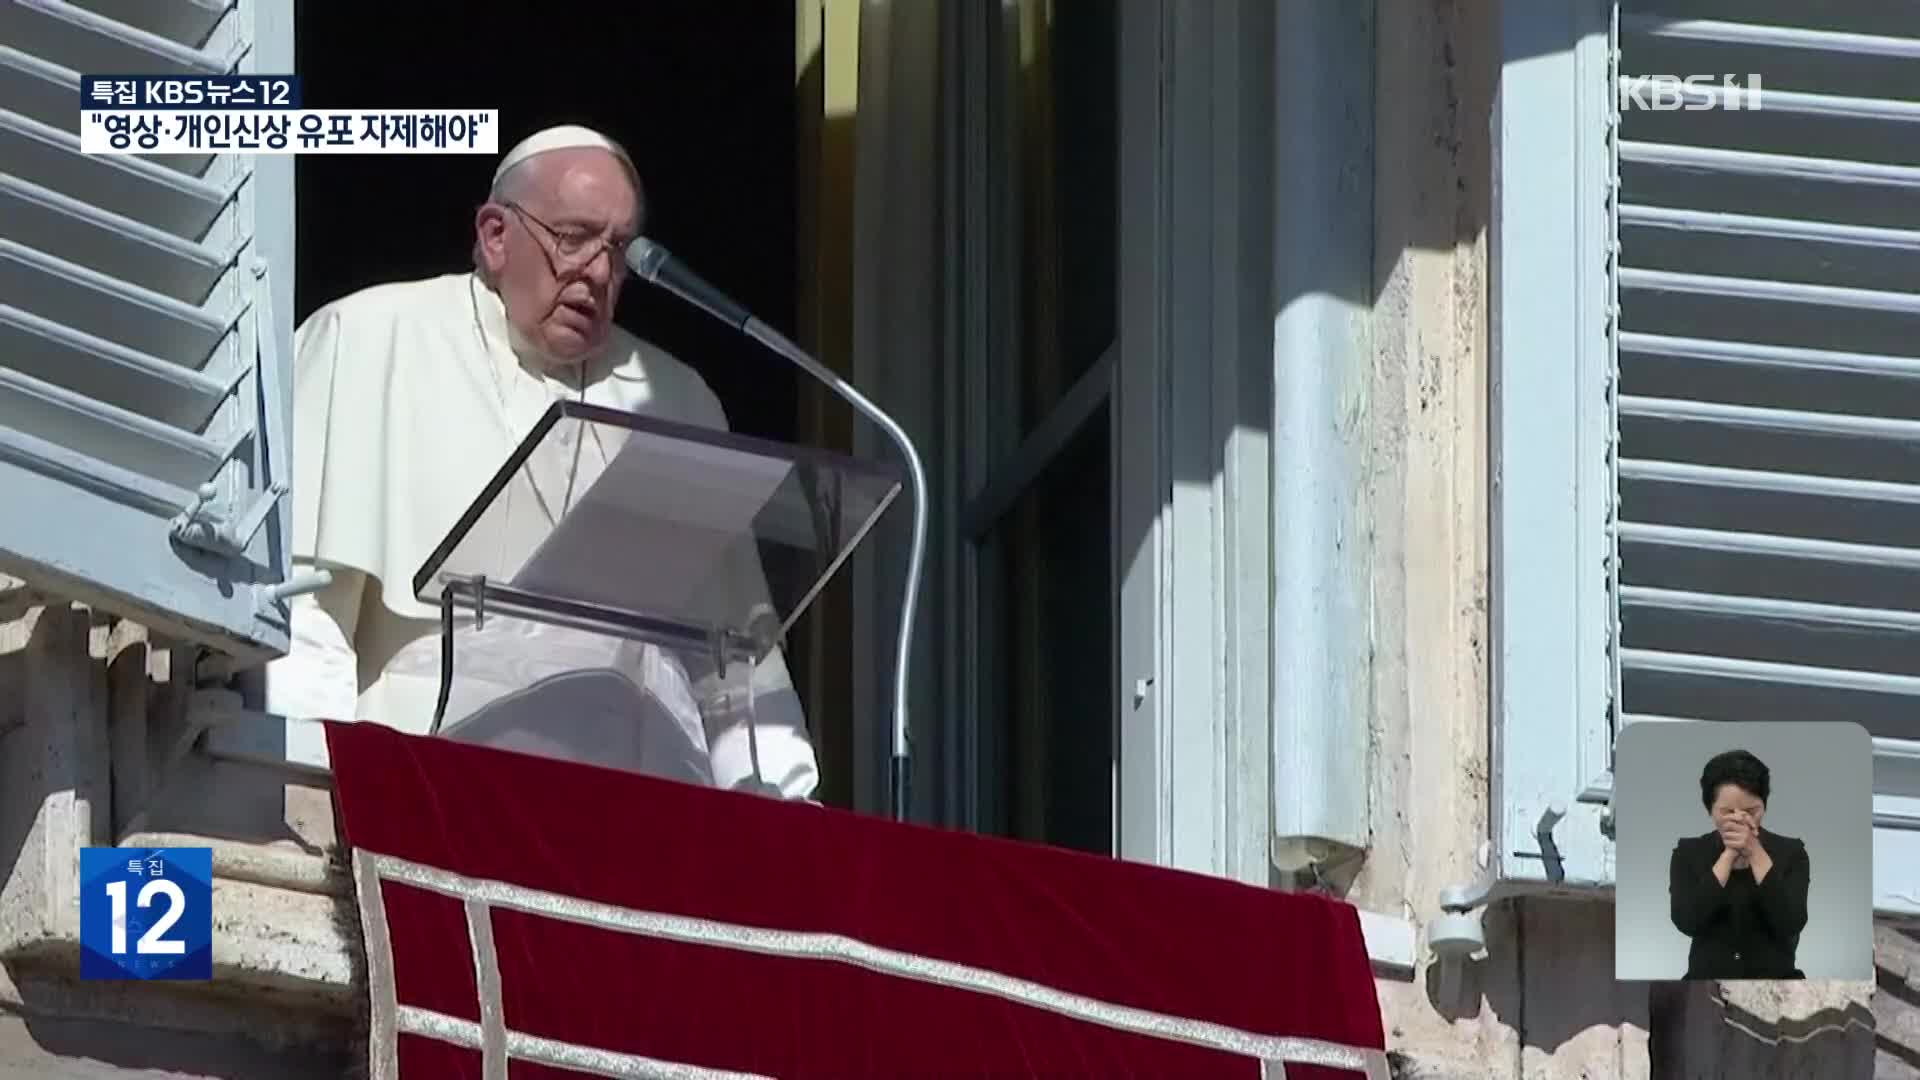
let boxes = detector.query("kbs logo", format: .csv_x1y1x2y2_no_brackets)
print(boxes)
142,80,205,105
79,847,213,980
1619,74,1765,112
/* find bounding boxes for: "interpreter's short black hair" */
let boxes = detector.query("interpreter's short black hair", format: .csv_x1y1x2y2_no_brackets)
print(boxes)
1700,749,1770,810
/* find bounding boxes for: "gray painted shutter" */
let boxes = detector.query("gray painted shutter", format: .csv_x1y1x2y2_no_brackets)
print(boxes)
1614,2,1920,824
0,0,296,663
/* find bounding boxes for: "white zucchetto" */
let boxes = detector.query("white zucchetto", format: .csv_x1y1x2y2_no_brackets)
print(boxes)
491,124,638,190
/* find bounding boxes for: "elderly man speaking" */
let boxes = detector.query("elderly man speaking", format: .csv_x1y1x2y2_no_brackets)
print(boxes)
265,125,819,801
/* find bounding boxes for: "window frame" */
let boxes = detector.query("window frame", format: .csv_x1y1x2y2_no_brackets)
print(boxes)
848,1,1276,878
1113,0,1278,879
1489,0,1618,893
949,0,1125,847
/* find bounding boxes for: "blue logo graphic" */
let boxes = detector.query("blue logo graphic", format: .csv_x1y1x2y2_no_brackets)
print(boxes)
79,848,212,980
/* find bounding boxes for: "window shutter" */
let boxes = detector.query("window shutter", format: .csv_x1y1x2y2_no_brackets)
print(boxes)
0,0,297,664
1491,0,1618,891
1613,0,1920,908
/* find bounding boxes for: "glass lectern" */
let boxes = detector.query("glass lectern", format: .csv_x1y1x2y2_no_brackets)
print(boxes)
409,400,902,782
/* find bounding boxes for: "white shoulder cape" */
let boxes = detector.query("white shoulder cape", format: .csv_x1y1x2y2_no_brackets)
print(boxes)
291,271,729,622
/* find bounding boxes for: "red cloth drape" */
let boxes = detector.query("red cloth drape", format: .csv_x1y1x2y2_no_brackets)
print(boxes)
326,721,1386,1078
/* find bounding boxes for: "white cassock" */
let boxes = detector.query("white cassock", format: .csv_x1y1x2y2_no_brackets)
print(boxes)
264,270,819,799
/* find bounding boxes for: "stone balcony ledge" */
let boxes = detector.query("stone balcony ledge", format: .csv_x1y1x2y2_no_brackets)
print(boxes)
0,599,362,1063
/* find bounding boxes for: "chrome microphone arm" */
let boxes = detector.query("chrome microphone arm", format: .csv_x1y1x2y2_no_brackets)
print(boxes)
626,237,925,822
741,319,926,823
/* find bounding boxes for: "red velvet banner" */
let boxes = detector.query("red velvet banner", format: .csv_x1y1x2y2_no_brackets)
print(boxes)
326,721,1387,1078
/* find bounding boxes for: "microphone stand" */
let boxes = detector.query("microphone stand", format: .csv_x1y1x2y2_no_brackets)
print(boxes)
628,239,925,823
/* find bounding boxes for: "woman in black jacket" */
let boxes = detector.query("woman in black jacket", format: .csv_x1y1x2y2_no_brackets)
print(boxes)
1668,749,1810,980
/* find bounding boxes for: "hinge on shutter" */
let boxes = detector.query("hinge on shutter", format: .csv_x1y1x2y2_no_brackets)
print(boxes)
170,258,289,559
1602,0,1627,781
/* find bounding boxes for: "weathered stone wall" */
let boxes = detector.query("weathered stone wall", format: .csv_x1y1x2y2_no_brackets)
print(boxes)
0,586,358,1077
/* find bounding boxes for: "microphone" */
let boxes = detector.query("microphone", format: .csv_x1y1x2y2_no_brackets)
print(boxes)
624,237,752,331
626,237,928,824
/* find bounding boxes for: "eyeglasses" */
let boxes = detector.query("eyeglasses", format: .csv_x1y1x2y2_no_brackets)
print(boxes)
502,200,631,276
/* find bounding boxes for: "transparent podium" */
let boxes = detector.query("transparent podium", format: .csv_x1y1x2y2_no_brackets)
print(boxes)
409,400,903,788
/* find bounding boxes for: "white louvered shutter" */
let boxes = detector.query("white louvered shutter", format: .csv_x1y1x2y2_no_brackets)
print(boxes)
1612,1,1920,856
0,0,297,663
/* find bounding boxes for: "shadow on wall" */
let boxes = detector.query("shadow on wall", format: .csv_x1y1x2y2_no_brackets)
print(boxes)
330,844,374,1080
1648,981,1877,1078
1877,927,1920,1075
0,961,354,1078
1422,898,1650,1054
1418,897,1912,1076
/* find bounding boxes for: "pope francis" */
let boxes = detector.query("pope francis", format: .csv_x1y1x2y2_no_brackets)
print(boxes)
263,125,820,801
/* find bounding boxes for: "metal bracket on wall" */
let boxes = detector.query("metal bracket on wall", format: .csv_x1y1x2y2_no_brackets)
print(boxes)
1507,802,1569,884
1429,875,1493,963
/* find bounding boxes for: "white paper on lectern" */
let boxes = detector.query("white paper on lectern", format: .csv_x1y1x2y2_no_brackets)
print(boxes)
441,667,716,785
414,613,715,784
508,427,796,625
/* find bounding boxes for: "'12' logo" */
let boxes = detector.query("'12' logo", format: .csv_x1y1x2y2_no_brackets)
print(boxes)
79,848,212,980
